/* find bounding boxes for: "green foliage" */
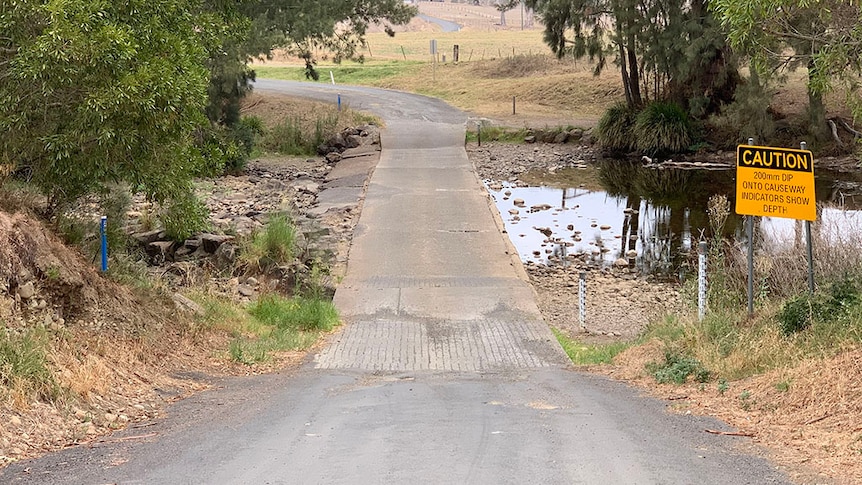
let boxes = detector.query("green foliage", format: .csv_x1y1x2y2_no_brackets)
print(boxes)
647,350,710,384
249,294,339,332
596,103,639,152
160,192,209,242
553,329,630,365
778,294,817,335
241,214,296,270
0,327,59,402
709,72,775,146
0,0,216,215
526,0,737,112
633,102,694,155
778,278,861,336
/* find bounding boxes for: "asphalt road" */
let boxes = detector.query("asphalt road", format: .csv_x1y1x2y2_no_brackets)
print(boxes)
0,80,791,484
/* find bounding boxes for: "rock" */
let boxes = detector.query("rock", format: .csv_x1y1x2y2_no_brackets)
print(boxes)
237,284,255,297
600,224,612,230
508,209,519,215
132,230,166,245
614,258,629,267
626,250,638,258
200,234,234,254
214,243,237,268
553,132,569,144
245,277,259,286
104,413,118,423
173,293,205,315
325,152,342,164
17,281,35,300
147,241,176,262
513,198,526,207
524,135,537,144
9,415,21,427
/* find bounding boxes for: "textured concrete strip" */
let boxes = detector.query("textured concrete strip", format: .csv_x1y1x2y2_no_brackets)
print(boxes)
316,318,568,371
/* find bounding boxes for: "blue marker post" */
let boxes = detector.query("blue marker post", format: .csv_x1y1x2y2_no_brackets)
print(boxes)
100,215,108,272
337,93,342,111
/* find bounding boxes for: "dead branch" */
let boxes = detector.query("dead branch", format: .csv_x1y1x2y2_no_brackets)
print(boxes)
705,429,755,437
836,118,862,139
803,414,832,426
827,119,844,147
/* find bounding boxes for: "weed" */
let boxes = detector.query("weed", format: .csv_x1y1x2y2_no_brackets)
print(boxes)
240,214,296,271
647,350,710,384
774,380,791,392
160,193,209,242
739,390,753,410
553,329,630,365
0,327,59,405
717,378,729,395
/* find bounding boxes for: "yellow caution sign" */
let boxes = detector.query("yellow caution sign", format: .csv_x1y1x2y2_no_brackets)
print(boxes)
736,145,816,221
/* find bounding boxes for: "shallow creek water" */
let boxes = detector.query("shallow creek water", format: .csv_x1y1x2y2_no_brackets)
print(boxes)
486,162,862,277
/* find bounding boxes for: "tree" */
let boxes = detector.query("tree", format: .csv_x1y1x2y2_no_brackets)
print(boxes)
202,0,417,171
0,0,220,216
526,0,737,114
711,0,862,140
496,0,520,26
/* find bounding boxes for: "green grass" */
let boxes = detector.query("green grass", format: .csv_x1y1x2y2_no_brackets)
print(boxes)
240,214,297,271
229,294,339,365
0,326,59,403
465,126,529,143
249,294,339,332
553,328,630,365
254,61,424,86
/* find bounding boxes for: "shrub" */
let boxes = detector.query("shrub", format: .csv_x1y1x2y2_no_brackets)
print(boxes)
647,350,710,384
160,192,209,242
596,102,639,152
633,102,694,155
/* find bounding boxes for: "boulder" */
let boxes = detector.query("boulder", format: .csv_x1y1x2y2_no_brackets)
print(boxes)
524,135,537,144
17,281,35,300
553,132,569,144
201,234,235,254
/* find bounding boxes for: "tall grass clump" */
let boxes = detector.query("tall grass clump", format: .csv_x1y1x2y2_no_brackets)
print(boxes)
0,327,59,405
240,214,296,271
633,101,694,155
260,112,339,156
249,294,338,332
596,102,639,152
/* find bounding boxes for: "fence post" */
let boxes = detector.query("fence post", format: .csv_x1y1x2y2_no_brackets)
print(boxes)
698,241,707,321
579,272,587,331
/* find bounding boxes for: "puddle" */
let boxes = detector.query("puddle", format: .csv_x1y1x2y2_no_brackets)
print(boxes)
486,162,862,277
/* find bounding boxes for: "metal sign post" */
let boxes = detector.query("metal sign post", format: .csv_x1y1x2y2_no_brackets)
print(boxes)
698,241,708,321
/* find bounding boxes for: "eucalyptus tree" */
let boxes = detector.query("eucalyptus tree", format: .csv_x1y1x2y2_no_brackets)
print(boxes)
0,0,219,218
711,0,862,140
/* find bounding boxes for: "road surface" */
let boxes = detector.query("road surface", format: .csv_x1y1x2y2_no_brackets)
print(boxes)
0,80,790,484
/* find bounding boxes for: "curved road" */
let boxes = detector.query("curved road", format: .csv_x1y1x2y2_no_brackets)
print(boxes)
1,80,790,484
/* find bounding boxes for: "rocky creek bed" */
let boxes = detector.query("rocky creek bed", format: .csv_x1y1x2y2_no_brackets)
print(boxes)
468,141,684,341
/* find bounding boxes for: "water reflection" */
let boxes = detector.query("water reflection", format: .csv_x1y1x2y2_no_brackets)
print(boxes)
486,161,862,277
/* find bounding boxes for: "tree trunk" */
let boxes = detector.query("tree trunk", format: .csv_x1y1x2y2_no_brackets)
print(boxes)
627,34,642,106
807,59,830,142
619,42,633,106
